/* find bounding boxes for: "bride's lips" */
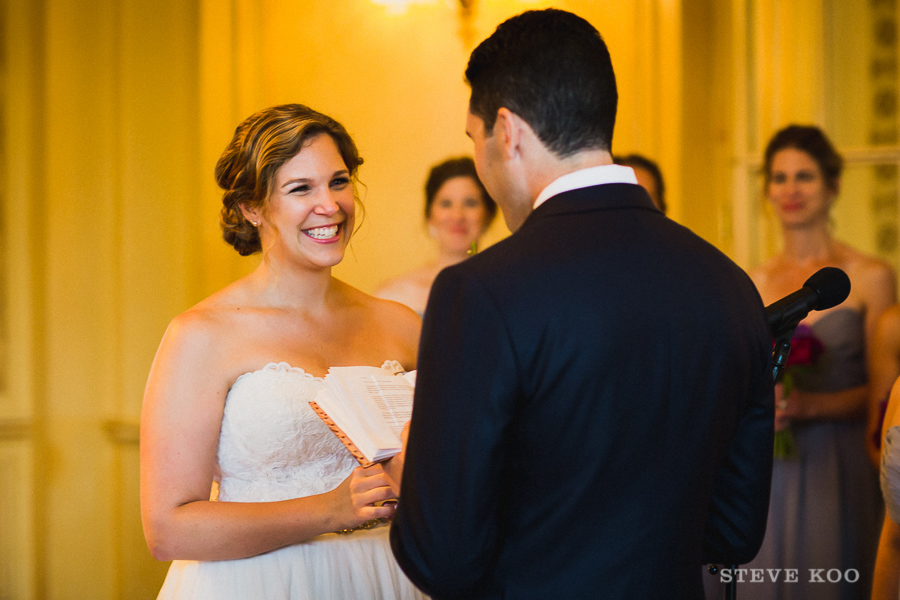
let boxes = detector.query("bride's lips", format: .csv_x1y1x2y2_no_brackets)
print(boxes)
301,222,343,242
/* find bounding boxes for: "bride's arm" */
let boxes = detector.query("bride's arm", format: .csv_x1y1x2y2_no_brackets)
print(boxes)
139,312,395,562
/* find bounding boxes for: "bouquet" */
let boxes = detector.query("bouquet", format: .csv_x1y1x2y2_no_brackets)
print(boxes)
774,324,824,459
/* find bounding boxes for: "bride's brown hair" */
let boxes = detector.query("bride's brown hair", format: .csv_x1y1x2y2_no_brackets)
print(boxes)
215,104,364,256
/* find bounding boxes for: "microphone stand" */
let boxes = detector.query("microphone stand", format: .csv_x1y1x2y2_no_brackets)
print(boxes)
770,329,795,384
709,322,799,600
707,563,738,600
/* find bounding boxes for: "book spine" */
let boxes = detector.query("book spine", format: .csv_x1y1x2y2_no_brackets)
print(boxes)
308,401,376,468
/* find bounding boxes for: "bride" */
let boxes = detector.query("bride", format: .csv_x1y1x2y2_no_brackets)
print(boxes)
140,104,425,599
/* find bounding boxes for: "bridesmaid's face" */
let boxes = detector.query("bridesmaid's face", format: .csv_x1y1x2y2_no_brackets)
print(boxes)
767,148,836,229
427,176,488,255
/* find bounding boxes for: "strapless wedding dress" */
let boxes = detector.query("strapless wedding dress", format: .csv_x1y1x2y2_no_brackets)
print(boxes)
157,361,427,600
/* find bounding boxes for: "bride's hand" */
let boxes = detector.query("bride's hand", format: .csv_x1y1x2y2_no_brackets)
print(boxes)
383,421,410,496
331,465,396,531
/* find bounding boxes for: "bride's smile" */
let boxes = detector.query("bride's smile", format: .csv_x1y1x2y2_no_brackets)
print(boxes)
302,223,341,241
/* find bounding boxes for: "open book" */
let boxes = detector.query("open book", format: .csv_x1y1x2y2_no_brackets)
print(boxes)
310,366,416,467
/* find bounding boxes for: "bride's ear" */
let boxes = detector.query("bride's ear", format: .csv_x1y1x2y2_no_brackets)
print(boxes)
239,203,260,226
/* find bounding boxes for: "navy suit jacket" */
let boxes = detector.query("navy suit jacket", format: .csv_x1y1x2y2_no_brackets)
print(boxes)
390,184,774,600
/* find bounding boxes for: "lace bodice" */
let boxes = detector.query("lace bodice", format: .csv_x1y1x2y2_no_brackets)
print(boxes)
215,362,402,503
159,361,430,600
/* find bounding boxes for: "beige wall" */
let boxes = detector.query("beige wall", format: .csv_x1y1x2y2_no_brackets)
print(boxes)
3,0,200,596
7,0,885,598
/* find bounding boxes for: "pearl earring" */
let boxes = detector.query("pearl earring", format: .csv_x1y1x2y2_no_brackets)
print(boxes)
252,220,259,227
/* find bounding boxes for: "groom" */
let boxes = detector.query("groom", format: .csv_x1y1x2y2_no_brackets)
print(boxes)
388,9,774,599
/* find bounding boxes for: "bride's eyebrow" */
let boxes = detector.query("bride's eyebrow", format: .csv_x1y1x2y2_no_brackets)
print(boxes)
280,170,349,189
281,177,311,189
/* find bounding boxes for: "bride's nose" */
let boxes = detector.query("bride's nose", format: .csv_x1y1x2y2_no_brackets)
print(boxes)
313,191,341,216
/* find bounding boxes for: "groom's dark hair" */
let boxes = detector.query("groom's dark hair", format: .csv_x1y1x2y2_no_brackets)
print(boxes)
465,9,617,158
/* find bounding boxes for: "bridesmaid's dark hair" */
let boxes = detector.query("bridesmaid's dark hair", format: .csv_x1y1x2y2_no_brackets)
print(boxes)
763,124,843,192
423,156,497,227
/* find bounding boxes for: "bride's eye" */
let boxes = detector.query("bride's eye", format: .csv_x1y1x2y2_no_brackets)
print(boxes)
289,184,311,194
331,176,350,188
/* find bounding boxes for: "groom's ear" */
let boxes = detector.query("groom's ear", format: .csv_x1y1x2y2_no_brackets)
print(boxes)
495,108,541,162
494,107,522,160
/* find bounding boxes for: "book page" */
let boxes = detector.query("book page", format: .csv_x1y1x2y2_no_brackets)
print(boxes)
363,377,414,436
314,367,415,463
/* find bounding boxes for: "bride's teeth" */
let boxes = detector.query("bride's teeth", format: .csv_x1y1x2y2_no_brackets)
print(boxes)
305,225,339,240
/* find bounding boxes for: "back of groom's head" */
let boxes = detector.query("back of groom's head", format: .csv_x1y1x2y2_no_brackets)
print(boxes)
464,9,617,158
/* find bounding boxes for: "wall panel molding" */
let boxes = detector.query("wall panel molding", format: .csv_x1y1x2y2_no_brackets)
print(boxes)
0,442,36,600
102,420,139,446
0,417,33,440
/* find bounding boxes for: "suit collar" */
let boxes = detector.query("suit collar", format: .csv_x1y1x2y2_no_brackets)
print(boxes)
533,164,638,210
523,183,659,227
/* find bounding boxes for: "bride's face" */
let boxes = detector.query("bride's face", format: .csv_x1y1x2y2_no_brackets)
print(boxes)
259,134,356,270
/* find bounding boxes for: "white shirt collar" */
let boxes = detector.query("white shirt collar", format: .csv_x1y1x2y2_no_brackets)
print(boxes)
533,164,639,210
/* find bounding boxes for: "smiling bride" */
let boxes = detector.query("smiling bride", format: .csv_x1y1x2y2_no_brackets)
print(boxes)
139,103,426,600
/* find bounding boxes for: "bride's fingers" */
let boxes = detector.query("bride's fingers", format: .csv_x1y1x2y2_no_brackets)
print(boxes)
350,466,390,490
352,482,397,507
348,467,396,505
348,485,397,520
357,502,396,521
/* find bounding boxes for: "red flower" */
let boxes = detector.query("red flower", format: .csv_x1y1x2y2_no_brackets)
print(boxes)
785,324,824,368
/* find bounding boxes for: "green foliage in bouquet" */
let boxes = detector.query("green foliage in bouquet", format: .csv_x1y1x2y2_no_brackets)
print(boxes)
775,324,824,460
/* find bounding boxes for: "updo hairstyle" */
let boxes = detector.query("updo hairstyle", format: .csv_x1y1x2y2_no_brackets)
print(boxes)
763,124,843,192
424,156,497,227
216,103,363,256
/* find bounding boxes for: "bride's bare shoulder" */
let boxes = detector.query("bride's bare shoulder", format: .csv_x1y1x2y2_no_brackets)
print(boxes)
337,281,421,365
162,280,258,355
341,281,419,324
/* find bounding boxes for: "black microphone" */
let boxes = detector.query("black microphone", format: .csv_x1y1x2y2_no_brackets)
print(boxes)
766,267,851,335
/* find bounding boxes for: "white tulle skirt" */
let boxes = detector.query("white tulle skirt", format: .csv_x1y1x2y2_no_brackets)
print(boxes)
157,524,427,600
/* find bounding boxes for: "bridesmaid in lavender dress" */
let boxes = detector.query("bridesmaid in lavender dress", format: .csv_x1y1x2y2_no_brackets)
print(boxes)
705,125,895,599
